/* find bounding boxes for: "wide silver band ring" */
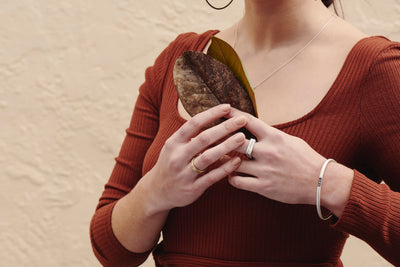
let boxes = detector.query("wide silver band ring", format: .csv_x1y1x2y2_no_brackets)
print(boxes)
246,138,256,160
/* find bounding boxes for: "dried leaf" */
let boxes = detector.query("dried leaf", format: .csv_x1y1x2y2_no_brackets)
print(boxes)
174,51,255,117
207,36,258,117
173,51,256,138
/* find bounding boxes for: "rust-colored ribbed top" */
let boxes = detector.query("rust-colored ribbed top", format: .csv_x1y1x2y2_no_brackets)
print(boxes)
90,31,400,266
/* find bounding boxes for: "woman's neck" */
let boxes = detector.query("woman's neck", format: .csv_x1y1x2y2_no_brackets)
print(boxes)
240,0,333,53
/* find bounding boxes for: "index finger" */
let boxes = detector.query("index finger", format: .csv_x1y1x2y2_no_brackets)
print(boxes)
225,107,272,139
170,104,231,143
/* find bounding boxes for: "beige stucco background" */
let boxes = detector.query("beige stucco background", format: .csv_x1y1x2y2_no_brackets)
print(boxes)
1,1,399,266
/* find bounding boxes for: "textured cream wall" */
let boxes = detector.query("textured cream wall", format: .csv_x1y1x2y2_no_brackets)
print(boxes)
1,1,399,266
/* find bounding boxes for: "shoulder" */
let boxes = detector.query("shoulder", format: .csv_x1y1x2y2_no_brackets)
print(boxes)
332,18,400,61
143,30,219,82
139,30,219,106
361,36,400,49
172,30,219,50
368,37,400,73
359,37,400,125
357,37,400,80
158,30,219,62
147,30,219,82
354,36,400,64
148,30,219,77
339,36,400,88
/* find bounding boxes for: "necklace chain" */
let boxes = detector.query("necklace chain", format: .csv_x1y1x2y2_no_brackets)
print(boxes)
233,14,336,90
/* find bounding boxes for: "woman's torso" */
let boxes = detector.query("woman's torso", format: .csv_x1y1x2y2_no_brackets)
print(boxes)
141,29,389,266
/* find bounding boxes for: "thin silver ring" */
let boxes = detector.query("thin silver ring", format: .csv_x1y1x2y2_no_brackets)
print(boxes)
246,138,256,159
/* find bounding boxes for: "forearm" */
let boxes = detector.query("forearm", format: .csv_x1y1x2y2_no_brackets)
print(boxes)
111,170,169,253
320,162,354,218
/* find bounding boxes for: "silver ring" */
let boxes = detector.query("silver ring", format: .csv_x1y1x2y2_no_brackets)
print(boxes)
246,138,256,159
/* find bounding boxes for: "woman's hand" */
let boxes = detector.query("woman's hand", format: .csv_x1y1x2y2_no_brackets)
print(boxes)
143,104,247,215
227,108,353,216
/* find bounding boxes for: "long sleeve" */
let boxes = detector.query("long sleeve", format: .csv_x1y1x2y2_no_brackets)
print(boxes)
90,35,180,266
89,31,218,266
90,31,400,266
332,43,400,266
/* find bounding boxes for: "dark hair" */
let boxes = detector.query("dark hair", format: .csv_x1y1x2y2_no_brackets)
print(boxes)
322,0,342,16
322,0,334,7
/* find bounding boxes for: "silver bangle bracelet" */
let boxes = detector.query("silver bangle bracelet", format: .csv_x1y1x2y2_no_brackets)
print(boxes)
316,158,336,220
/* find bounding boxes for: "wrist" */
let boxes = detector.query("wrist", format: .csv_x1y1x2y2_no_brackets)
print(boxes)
133,169,172,217
319,162,354,218
111,173,169,253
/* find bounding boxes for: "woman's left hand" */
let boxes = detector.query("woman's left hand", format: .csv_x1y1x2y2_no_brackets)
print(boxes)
227,108,328,206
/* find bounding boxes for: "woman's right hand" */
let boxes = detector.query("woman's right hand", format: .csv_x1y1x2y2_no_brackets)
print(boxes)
143,104,247,214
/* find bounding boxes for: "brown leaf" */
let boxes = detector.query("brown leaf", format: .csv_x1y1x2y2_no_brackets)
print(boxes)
207,36,258,117
173,51,256,137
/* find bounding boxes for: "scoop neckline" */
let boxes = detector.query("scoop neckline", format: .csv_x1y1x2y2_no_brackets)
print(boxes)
173,31,384,130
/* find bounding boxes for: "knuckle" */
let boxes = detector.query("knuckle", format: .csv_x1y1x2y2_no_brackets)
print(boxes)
224,120,234,131
176,127,188,140
196,133,210,146
222,163,234,176
196,175,217,192
259,148,271,159
260,147,278,162
260,165,271,175
222,140,232,152
199,152,212,166
229,176,241,188
164,138,174,151
271,147,284,161
271,131,285,143
169,156,182,172
205,174,218,186
188,116,202,129
267,149,278,161
223,140,236,154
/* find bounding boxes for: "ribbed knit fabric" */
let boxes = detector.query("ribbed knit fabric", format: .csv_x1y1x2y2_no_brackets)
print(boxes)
90,30,400,266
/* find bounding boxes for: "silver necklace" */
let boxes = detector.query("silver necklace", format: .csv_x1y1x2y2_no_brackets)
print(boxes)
233,14,336,89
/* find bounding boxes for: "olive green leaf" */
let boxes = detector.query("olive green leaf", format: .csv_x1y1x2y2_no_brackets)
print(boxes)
207,36,258,117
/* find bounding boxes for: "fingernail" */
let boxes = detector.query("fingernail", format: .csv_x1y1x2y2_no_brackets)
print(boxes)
232,157,241,166
220,104,231,112
235,116,246,125
235,133,245,142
